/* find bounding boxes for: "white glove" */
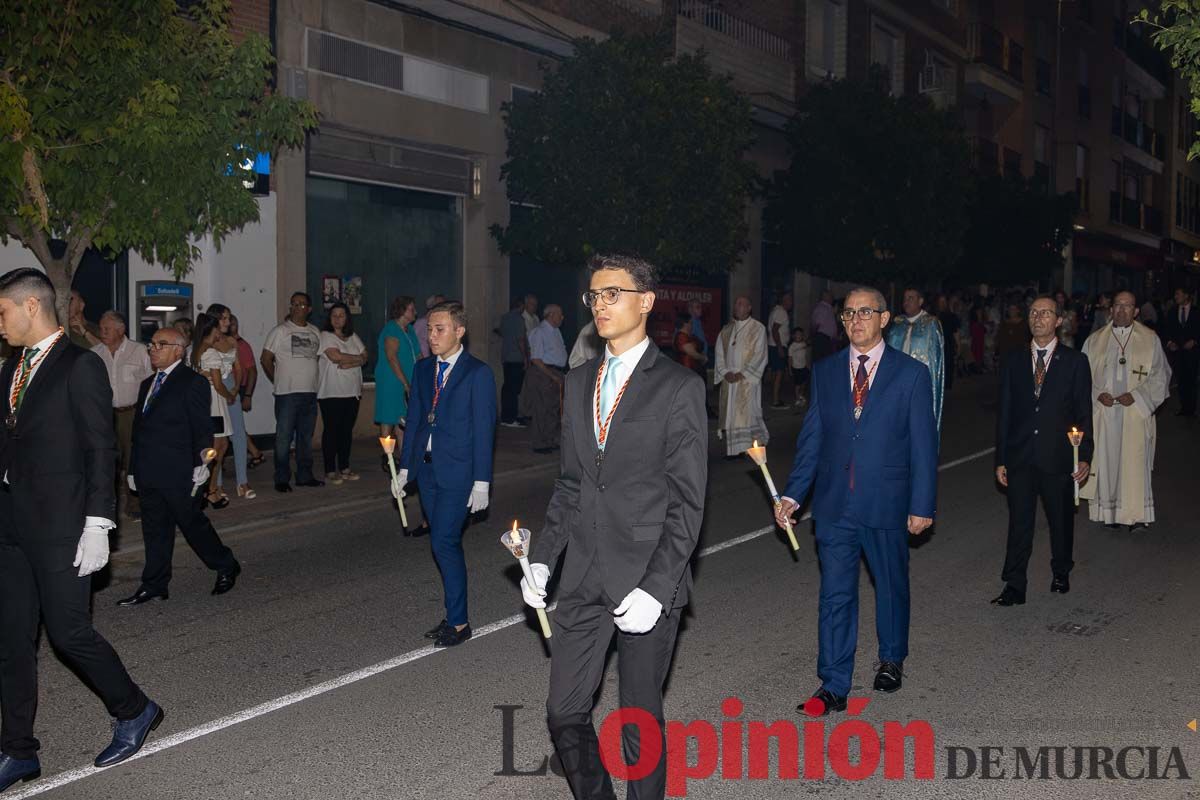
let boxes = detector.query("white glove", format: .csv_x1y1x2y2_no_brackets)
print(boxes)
127,474,137,492
74,526,111,577
391,468,408,500
613,588,663,634
521,563,550,609
467,480,490,513
192,464,210,485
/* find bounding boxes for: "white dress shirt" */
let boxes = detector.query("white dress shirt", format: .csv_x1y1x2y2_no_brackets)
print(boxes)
594,336,651,441
1030,337,1059,378
92,337,153,408
426,345,465,452
143,358,184,411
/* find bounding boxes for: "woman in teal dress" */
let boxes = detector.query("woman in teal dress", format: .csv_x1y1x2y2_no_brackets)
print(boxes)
374,295,419,441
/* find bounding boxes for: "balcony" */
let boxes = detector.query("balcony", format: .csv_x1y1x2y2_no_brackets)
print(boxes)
1110,191,1163,236
1112,107,1165,171
965,22,1024,104
675,1,794,115
1118,30,1169,92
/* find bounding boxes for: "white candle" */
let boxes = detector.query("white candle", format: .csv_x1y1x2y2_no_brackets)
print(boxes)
1067,428,1084,507
745,440,799,551
191,448,218,497
379,436,408,529
503,523,551,639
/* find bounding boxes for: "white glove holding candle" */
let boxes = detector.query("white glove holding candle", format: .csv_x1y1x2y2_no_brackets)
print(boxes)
613,588,663,634
390,468,408,500
467,481,490,512
521,562,550,609
192,464,210,485
74,524,111,577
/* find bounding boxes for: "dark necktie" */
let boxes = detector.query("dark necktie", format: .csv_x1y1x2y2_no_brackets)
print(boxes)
1034,349,1047,398
144,371,167,411
854,354,870,408
436,360,449,391
14,347,39,411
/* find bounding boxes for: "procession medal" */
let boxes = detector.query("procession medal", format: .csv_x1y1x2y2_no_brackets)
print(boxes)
1119,357,1126,365
4,414,14,431
854,406,863,420
427,412,436,424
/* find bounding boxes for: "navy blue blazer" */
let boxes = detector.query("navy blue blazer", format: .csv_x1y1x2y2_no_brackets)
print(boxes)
398,350,496,488
783,344,938,529
130,363,215,491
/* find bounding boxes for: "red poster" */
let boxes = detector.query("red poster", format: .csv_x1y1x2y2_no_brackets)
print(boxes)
650,284,723,352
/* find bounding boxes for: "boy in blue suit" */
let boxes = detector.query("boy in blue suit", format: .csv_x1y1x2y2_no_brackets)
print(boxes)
777,286,938,714
391,302,496,648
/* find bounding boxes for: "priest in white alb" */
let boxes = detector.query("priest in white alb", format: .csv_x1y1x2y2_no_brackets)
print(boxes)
1079,291,1171,529
715,295,769,457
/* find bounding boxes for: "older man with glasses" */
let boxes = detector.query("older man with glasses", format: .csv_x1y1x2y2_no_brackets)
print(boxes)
776,286,938,715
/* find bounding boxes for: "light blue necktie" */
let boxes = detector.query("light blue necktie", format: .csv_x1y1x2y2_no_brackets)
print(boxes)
597,356,621,447
436,360,449,391
143,371,167,412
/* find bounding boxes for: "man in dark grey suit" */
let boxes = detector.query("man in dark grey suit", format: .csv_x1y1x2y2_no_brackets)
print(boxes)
523,254,707,800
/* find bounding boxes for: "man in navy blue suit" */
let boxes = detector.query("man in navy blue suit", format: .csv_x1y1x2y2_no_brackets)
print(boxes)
777,286,938,715
391,302,496,648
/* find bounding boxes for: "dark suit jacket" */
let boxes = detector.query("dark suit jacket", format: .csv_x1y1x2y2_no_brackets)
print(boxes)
0,338,116,543
782,345,939,530
532,342,707,611
398,350,497,488
995,343,1093,474
129,362,214,491
1163,304,1200,347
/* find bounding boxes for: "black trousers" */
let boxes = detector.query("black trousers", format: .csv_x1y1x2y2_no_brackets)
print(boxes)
0,525,147,759
501,362,525,423
546,562,681,800
1170,348,1198,415
1002,465,1075,594
319,396,360,474
139,487,239,594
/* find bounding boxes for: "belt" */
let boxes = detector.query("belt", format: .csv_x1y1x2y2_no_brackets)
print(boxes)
548,365,567,373
114,405,137,413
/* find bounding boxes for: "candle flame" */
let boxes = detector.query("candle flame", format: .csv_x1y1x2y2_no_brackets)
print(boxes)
1071,427,1078,434
752,439,759,448
512,519,518,533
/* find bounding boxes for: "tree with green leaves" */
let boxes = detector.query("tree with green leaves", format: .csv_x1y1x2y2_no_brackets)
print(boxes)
1139,3,1200,158
491,33,756,277
960,176,1075,285
764,69,973,287
0,0,317,320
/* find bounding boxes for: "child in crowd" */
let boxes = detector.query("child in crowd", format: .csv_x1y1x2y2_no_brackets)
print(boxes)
788,326,810,408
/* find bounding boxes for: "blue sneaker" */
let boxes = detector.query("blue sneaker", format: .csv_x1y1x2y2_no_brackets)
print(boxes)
94,701,164,768
0,754,40,792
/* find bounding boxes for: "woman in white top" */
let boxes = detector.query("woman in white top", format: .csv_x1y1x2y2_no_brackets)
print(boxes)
318,303,368,485
194,312,237,509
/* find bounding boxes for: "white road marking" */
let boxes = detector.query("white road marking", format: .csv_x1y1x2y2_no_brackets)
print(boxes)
8,445,995,798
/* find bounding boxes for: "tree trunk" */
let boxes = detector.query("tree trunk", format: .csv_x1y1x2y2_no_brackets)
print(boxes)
44,257,73,328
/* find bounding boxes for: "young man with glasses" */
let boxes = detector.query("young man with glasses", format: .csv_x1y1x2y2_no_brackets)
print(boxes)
521,254,707,800
992,296,1093,606
776,287,938,715
261,292,323,492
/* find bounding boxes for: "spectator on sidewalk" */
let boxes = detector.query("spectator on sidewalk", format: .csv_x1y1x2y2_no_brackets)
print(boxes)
810,290,836,363
688,299,709,361
319,302,367,485
209,305,255,500
525,304,568,454
193,312,235,509
120,326,241,606
261,292,323,492
414,294,445,359
768,292,793,408
673,311,707,375
68,289,101,349
172,316,194,363
568,319,603,370
93,310,153,519
230,314,266,470
497,297,528,427
788,326,810,407
375,295,419,444
522,293,539,334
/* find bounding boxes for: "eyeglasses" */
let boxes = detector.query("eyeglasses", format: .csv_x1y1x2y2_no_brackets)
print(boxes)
290,301,310,308
582,287,643,308
146,341,183,351
1111,303,1136,310
1028,309,1059,319
838,307,885,321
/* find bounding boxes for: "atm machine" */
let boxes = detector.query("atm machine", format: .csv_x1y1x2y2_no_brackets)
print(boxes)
135,281,194,343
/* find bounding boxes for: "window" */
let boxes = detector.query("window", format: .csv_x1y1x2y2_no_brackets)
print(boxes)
931,0,957,13
1034,124,1050,167
871,20,902,95
806,0,845,80
1177,172,1184,227
1075,144,1090,211
1003,147,1022,179
919,50,956,107
1109,160,1121,221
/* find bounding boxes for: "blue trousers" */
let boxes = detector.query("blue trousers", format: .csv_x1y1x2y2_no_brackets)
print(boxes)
815,516,910,697
273,392,317,485
416,469,472,627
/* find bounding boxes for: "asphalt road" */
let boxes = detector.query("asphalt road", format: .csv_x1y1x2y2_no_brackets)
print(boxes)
8,376,1200,800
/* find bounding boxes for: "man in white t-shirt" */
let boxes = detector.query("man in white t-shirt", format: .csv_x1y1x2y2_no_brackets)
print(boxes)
768,292,793,408
261,291,323,492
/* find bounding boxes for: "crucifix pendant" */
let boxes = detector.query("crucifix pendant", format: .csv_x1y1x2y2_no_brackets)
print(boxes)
1118,357,1127,365
853,406,863,420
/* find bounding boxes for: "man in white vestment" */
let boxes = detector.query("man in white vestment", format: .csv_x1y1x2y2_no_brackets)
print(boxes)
1079,291,1171,529
715,296,769,457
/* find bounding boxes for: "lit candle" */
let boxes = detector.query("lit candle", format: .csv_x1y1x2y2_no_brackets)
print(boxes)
1067,427,1084,506
379,436,408,529
745,440,800,551
502,520,552,639
191,448,218,497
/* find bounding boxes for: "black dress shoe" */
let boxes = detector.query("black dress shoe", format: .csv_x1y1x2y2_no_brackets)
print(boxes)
1050,575,1070,593
116,587,168,607
873,660,903,693
212,564,241,596
424,619,450,639
798,687,847,716
405,523,430,538
0,753,40,792
94,701,164,767
296,478,325,488
990,586,1026,606
274,482,292,493
434,624,472,648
